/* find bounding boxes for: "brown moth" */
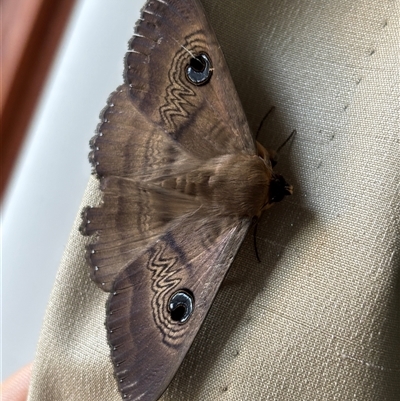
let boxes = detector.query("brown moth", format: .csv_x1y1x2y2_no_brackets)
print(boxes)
80,0,292,400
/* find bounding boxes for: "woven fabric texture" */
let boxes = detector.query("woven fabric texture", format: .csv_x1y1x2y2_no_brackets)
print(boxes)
28,0,399,400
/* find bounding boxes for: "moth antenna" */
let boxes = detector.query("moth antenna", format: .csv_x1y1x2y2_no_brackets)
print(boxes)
269,129,297,168
276,129,297,154
255,106,275,140
252,218,261,263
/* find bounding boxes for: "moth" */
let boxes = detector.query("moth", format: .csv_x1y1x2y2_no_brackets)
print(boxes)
80,0,292,400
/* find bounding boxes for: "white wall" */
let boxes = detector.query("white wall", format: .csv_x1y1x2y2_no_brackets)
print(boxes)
1,0,143,380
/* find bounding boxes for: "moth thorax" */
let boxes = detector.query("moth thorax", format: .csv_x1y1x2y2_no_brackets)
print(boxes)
208,154,272,218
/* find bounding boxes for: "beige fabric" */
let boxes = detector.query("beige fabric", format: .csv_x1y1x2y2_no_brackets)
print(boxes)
28,0,400,400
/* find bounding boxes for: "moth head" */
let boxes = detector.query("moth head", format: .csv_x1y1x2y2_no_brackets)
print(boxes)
268,173,293,204
256,142,293,211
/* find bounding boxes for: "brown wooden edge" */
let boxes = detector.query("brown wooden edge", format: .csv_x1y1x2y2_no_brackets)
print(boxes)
1,0,77,198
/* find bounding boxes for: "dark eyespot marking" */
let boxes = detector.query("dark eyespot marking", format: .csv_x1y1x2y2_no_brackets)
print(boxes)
169,290,194,323
186,53,212,86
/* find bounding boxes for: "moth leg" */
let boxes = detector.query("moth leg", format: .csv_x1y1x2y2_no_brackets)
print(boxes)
252,216,261,263
255,106,275,140
276,129,297,154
